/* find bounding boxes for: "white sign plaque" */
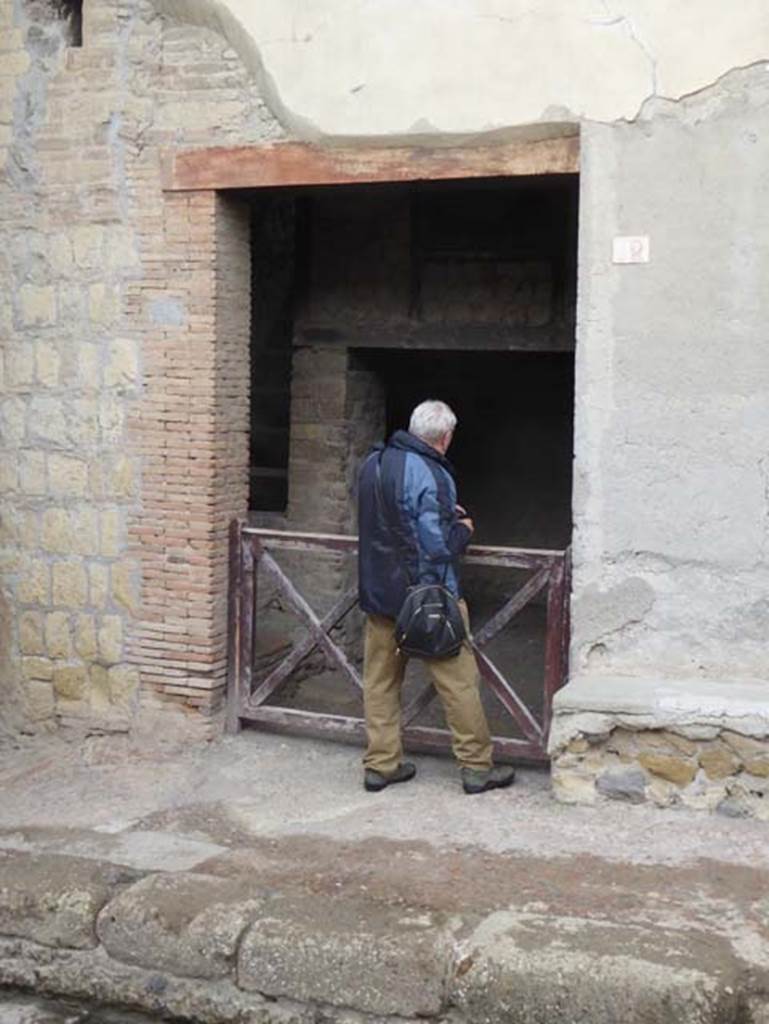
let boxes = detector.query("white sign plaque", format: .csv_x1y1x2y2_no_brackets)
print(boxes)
612,236,650,264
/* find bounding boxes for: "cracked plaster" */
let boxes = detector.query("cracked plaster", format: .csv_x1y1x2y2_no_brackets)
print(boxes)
155,0,769,141
568,62,769,693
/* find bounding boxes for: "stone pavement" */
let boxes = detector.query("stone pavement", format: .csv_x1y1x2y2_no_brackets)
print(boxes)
0,988,158,1022
0,729,766,1024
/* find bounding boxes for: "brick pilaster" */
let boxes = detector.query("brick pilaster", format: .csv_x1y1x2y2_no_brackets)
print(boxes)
126,191,250,731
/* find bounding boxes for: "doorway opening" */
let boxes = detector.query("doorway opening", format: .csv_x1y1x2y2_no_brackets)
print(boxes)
354,348,574,551
243,171,578,743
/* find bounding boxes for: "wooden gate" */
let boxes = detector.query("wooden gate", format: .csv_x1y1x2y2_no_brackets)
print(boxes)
226,522,570,761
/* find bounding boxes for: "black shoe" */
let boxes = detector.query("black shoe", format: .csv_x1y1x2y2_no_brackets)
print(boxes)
364,762,417,792
461,765,516,795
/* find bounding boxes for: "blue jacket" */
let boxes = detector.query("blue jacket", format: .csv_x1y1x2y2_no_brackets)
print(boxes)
357,430,472,618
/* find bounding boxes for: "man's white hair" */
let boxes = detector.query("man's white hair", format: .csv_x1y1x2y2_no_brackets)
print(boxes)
408,400,457,443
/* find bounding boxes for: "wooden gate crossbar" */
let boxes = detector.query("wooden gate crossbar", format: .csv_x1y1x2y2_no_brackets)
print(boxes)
226,524,570,762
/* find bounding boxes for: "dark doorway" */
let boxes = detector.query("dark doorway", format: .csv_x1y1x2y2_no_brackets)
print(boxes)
357,348,574,551
245,173,578,518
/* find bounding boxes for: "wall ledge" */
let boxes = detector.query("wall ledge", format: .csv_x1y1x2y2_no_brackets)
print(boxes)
551,674,769,745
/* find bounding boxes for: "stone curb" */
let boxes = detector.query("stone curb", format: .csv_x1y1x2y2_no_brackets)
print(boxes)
453,910,749,1024
238,892,454,1017
0,850,140,950
0,849,765,1024
96,871,267,981
0,936,309,1024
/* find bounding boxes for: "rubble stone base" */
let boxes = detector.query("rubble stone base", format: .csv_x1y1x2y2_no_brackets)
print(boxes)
550,675,769,818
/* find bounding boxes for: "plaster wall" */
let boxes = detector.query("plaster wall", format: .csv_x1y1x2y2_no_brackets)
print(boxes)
157,0,769,140
571,68,769,685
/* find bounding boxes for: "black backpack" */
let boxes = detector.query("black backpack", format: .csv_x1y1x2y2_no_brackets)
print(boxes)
394,581,467,658
375,454,468,659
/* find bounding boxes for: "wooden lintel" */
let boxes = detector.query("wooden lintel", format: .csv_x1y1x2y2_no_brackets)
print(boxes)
163,136,579,193
295,321,576,353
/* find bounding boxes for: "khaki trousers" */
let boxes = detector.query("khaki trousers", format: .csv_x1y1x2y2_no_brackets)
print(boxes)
362,601,493,774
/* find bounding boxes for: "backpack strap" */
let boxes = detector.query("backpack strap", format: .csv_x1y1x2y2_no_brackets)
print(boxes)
374,450,420,587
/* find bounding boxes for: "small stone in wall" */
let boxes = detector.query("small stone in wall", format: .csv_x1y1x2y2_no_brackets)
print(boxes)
52,561,88,607
149,296,185,326
716,797,751,819
647,776,682,809
654,730,698,757
19,284,56,326
108,665,140,707
638,752,697,787
26,680,55,722
722,731,768,760
551,770,597,805
605,728,640,760
595,766,647,803
734,772,769,798
74,613,97,661
17,559,50,605
698,743,741,780
98,615,124,664
720,774,769,822
567,736,589,754
745,757,769,778
52,664,88,701
21,657,53,681
45,611,73,659
88,283,119,326
19,611,44,655
19,450,46,496
89,564,109,610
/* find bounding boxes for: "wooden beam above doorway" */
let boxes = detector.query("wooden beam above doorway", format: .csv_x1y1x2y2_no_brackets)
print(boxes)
162,136,579,192
294,321,575,352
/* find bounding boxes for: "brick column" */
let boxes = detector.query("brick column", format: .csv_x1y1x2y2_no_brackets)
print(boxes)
126,191,250,737
285,347,385,655
285,347,351,618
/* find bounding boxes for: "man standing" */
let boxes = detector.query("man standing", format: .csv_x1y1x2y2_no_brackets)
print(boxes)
357,399,516,795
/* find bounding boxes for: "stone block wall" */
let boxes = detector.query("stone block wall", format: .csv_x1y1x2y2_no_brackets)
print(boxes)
553,727,769,820
284,347,362,629
0,0,283,738
287,347,352,539
549,678,769,819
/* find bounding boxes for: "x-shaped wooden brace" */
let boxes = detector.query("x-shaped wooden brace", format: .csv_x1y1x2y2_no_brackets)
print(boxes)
247,543,549,749
246,547,361,713
400,565,550,746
